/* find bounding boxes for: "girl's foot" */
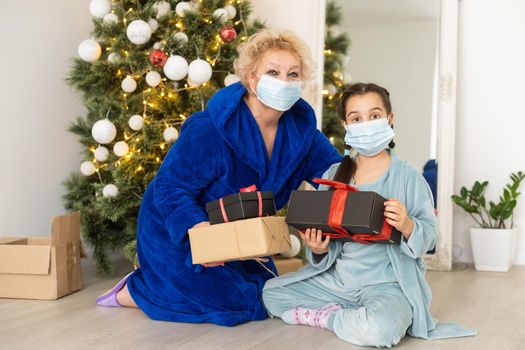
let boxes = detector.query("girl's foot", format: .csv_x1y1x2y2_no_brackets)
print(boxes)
285,303,342,329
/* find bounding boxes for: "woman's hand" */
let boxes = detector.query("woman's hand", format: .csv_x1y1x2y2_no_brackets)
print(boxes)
191,221,224,267
384,199,414,239
192,221,210,229
299,228,330,255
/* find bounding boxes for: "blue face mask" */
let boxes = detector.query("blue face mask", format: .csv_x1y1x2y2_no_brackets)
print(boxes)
252,74,302,111
344,118,395,157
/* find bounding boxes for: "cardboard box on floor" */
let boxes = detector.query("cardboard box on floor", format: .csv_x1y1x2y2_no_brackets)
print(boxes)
0,212,82,300
189,216,291,264
273,257,303,275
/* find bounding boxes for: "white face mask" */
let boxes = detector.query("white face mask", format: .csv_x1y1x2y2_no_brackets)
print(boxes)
344,118,395,156
251,74,302,111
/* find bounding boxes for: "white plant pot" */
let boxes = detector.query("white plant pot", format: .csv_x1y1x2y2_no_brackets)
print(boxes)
469,227,519,272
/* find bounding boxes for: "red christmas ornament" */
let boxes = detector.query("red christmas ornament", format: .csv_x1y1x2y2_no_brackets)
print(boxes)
149,49,167,67
220,25,237,43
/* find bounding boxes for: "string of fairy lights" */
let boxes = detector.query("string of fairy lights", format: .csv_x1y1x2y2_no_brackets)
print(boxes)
78,0,246,198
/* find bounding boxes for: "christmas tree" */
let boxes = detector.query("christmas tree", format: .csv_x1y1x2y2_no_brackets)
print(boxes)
64,0,263,274
322,0,350,153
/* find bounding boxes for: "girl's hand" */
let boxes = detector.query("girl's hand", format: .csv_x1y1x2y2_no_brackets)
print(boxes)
299,228,330,255
384,199,414,239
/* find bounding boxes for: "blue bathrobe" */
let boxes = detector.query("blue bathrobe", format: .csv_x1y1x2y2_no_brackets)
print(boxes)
126,82,342,326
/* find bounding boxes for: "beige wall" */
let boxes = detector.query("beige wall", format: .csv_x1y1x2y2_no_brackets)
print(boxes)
344,19,438,171
0,1,90,237
454,0,525,264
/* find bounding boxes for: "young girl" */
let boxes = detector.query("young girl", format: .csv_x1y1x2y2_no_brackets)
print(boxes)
262,83,476,347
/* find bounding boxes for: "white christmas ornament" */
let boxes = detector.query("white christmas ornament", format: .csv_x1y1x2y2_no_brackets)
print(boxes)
126,20,152,45
187,78,200,87
213,8,228,23
121,76,137,93
107,52,120,63
89,0,111,18
188,59,212,84
94,146,109,162
103,13,118,24
91,119,117,144
154,1,171,19
173,32,188,43
280,234,301,258
80,161,95,176
153,41,162,50
163,55,188,81
148,18,159,32
224,73,240,86
324,84,337,96
163,127,179,142
128,115,144,131
103,184,118,198
113,141,130,157
78,39,101,62
190,0,200,11
175,1,192,17
145,71,162,87
224,5,237,19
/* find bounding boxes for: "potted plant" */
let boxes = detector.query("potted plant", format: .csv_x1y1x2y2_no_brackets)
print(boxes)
452,171,524,272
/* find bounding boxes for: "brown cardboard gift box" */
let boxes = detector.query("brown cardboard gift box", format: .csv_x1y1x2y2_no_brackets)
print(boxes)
0,212,82,300
189,216,291,264
273,257,304,275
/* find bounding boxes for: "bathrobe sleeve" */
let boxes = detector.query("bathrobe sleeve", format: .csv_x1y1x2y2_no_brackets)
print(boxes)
305,241,344,269
399,167,438,259
304,131,342,187
153,116,222,245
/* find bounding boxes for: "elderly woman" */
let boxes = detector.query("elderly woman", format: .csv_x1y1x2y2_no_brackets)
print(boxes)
96,29,342,326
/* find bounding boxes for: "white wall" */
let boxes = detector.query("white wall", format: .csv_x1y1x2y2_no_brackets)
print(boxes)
454,0,525,264
0,1,90,237
251,0,326,129
344,19,438,170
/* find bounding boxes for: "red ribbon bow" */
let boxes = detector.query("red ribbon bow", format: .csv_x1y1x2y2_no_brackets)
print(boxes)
312,178,393,244
219,184,263,223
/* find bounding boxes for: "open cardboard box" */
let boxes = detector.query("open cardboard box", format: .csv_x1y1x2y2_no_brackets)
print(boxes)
0,212,82,300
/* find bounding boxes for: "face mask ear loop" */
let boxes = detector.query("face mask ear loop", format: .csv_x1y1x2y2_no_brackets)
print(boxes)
383,117,396,149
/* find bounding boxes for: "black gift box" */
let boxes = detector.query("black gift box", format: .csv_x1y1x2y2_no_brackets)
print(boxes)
285,190,402,244
206,191,276,225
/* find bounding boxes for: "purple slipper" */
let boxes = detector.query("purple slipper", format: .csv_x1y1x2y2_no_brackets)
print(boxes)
96,271,134,307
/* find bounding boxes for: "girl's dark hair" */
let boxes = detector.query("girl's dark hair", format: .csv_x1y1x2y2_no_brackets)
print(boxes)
337,82,392,121
333,82,394,185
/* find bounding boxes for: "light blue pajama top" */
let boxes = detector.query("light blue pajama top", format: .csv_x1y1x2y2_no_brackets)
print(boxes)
265,153,477,339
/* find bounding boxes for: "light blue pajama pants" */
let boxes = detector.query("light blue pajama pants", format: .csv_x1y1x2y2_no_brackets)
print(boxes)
262,268,413,348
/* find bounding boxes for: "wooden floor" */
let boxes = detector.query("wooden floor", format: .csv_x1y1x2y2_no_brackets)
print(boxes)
1,258,525,350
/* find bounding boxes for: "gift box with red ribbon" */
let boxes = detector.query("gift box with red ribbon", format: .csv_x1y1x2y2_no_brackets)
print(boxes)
285,178,402,244
206,185,276,225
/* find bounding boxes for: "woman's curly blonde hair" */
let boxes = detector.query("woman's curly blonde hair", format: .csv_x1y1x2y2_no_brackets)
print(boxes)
233,29,315,88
